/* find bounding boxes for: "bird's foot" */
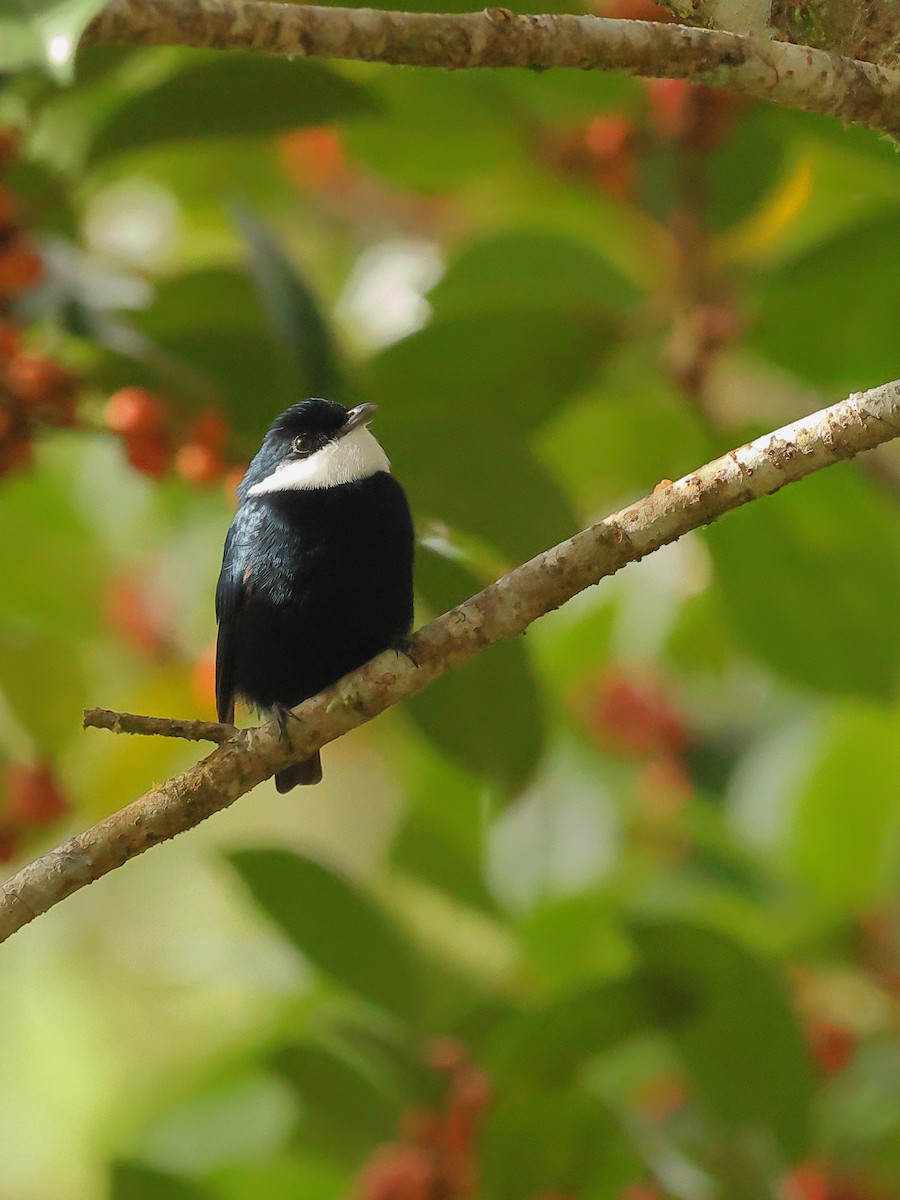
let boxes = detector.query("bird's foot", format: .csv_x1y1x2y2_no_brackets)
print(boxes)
271,702,302,741
393,634,421,669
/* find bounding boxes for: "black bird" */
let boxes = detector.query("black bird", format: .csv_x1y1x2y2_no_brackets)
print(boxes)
215,398,415,791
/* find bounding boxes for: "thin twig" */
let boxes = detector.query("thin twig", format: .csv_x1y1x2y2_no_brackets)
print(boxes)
82,2,900,137
1,378,900,944
83,708,238,743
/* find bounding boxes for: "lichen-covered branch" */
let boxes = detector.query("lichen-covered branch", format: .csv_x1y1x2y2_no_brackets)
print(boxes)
2,380,900,943
83,1,900,137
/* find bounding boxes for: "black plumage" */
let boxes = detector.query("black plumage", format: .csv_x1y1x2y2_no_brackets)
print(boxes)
215,398,415,790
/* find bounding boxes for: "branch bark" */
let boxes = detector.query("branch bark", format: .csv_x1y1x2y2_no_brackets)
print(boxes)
83,1,900,137
1,379,899,944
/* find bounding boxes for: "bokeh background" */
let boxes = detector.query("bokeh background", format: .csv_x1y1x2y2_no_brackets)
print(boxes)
1,2,900,1197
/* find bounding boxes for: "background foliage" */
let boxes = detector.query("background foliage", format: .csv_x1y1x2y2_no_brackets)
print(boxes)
1,2,900,1198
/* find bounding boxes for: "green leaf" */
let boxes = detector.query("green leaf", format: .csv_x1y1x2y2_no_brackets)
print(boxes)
632,920,815,1158
89,56,378,161
405,547,545,792
0,0,106,80
133,269,266,341
707,107,786,230
234,204,344,400
378,410,577,563
704,466,900,701
791,704,900,911
228,849,421,1022
482,1088,642,1200
752,212,900,388
428,230,638,316
109,1162,212,1200
368,308,615,431
272,1041,402,1162
0,630,87,755
486,978,658,1087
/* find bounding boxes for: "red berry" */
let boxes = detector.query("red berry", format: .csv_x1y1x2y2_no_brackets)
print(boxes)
3,762,68,825
105,387,166,437
125,432,171,478
782,1164,830,1200
357,1144,435,1200
0,824,18,862
585,114,635,161
0,184,17,227
425,1036,469,1074
0,323,20,360
0,127,19,170
0,430,33,476
604,0,668,17
590,670,690,759
807,1017,856,1076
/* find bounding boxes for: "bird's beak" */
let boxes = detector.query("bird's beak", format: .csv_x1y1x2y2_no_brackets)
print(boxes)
337,403,378,438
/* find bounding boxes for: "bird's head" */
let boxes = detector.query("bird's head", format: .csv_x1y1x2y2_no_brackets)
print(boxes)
240,398,388,499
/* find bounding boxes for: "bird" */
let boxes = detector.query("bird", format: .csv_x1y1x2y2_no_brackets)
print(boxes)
215,397,415,791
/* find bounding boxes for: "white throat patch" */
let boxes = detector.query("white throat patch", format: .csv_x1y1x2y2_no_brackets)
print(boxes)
248,426,391,496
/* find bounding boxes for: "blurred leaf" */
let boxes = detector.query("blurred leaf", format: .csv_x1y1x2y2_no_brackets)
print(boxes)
380,411,577,563
707,107,786,230
483,1087,642,1200
229,849,421,1022
633,920,815,1158
791,705,900,910
519,893,633,992
0,0,106,80
109,1162,212,1200
429,229,638,316
391,814,497,914
486,978,658,1087
369,308,615,430
407,547,545,792
94,329,293,446
89,56,378,160
345,69,520,191
133,269,266,341
273,1040,402,1161
752,212,900,387
212,1155,349,1200
705,466,900,700
234,204,343,399
0,465,101,637
0,630,87,755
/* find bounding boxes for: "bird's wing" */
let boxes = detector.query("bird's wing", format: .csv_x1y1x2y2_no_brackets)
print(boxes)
215,525,246,725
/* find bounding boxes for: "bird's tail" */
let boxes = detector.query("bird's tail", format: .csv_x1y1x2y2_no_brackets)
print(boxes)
275,752,323,792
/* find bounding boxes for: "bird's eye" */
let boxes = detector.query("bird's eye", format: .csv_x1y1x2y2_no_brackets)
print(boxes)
292,434,312,456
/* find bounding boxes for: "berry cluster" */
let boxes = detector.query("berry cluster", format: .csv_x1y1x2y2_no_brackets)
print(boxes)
356,1038,491,1200
104,387,239,488
0,761,69,863
544,77,738,204
0,126,82,476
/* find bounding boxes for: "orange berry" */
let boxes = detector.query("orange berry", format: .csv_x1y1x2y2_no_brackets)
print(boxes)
105,387,166,437
585,114,635,161
189,408,228,451
357,1144,435,1200
5,352,76,409
3,762,68,825
646,78,694,141
0,430,33,476
125,432,171,478
590,670,690,760
425,1036,469,1074
782,1165,830,1200
0,239,43,294
280,126,346,191
176,441,225,486
191,643,217,714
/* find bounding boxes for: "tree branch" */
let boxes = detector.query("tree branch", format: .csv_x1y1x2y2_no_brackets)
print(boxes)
83,1,900,137
2,379,900,944
83,708,237,742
